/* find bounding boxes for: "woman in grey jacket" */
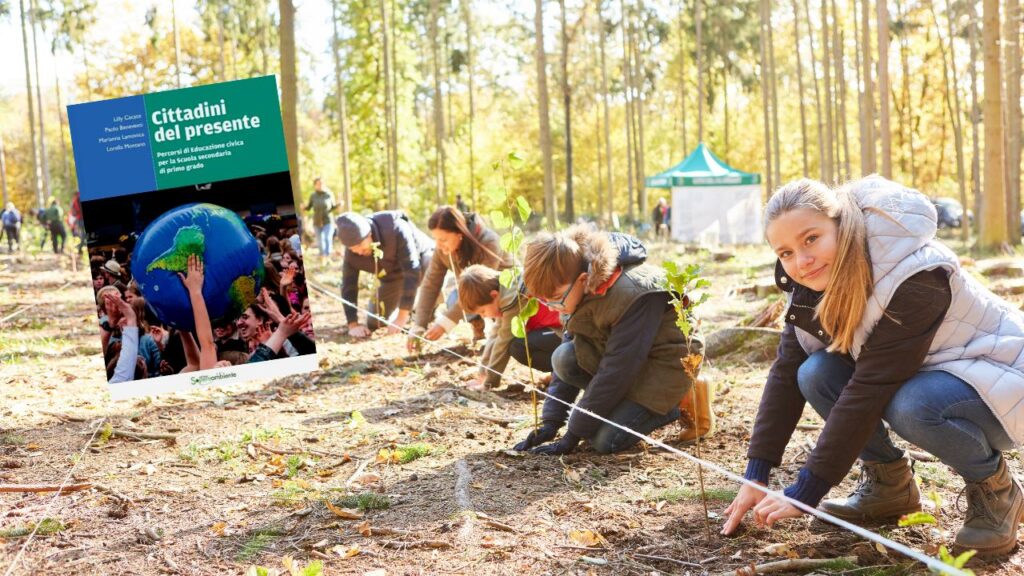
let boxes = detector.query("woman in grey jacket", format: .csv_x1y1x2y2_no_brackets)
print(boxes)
409,206,513,350
723,176,1024,558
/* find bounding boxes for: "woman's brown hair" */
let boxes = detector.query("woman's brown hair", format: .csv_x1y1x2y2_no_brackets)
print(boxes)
765,178,873,354
427,205,500,266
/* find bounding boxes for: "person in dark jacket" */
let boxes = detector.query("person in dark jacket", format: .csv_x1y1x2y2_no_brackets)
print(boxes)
721,177,1024,559
513,225,704,455
336,211,435,337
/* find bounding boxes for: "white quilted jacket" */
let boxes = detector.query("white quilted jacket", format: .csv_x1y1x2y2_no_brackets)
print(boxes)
791,175,1024,445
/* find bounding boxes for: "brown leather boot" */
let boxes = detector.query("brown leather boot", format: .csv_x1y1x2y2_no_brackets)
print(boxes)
954,458,1024,558
678,377,714,445
818,456,921,521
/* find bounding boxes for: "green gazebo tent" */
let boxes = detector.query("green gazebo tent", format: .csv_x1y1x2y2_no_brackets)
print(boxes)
645,143,763,244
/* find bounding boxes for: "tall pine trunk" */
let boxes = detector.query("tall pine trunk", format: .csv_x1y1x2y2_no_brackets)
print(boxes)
969,3,982,227
534,0,556,228
932,3,968,243
52,47,70,191
804,0,825,181
172,0,182,87
980,0,1007,248
559,0,574,222
632,11,647,219
1004,0,1021,243
19,0,40,208
430,0,447,204
768,1,781,185
877,0,891,177
621,0,635,222
821,0,834,183
278,0,301,212
695,0,703,141
331,0,352,212
379,0,395,208
793,0,809,177
677,7,688,156
598,0,615,221
860,0,876,175
0,132,8,207
463,0,476,209
759,0,773,197
30,0,50,201
833,0,849,181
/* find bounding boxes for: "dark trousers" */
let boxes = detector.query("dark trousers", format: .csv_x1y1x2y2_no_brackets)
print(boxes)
509,327,561,373
49,223,66,253
3,225,18,251
366,278,404,331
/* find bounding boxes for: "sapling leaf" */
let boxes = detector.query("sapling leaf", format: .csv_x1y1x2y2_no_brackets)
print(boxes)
507,151,525,170
511,316,527,339
521,297,539,319
516,196,533,223
499,268,516,289
490,210,510,230
897,511,937,527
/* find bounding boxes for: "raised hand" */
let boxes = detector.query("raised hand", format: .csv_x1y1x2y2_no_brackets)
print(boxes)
178,253,205,294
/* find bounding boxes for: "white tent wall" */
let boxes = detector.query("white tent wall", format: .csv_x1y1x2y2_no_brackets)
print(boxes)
670,184,763,245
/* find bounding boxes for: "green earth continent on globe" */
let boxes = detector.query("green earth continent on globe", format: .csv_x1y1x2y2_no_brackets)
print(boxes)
132,203,264,332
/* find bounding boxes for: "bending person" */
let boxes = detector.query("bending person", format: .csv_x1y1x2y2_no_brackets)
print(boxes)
336,210,435,337
721,176,1024,559
409,205,512,350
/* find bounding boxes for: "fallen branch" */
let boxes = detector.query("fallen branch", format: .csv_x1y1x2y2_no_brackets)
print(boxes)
729,556,857,576
380,539,451,550
39,411,91,422
473,414,521,426
481,518,518,533
795,423,822,431
254,443,303,455
345,459,370,487
109,429,177,442
632,554,701,568
0,482,92,493
93,483,133,503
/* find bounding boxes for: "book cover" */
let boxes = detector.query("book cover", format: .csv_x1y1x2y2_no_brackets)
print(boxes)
67,76,318,400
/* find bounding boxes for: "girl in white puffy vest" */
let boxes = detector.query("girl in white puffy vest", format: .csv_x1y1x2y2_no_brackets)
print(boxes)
722,176,1024,559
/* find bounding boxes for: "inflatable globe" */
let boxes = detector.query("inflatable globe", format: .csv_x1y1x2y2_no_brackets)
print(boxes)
133,203,264,332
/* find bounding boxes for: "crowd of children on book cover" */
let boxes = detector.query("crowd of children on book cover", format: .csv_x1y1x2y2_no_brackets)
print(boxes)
89,209,313,384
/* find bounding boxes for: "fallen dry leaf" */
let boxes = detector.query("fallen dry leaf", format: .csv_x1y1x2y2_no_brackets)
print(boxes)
325,500,364,520
353,473,381,486
355,520,372,536
333,543,361,558
568,529,606,548
211,521,227,536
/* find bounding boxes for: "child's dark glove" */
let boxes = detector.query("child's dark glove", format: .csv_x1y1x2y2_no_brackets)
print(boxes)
530,432,580,456
512,421,562,451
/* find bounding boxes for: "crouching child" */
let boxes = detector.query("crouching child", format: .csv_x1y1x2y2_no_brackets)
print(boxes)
514,225,704,455
457,265,563,390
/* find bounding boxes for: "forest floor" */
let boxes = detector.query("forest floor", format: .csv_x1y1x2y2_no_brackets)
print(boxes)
2,237,1024,576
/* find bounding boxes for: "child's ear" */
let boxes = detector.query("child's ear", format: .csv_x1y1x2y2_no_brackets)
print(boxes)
489,290,499,301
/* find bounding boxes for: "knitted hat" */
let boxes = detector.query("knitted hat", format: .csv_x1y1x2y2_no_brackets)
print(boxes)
336,213,371,247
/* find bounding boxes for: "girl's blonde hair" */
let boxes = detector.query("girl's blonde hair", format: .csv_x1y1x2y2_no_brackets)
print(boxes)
765,179,873,354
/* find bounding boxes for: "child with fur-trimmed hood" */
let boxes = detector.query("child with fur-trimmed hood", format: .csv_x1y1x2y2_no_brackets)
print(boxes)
514,225,704,455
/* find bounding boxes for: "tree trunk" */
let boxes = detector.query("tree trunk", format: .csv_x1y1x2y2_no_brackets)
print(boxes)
677,6,688,156
932,3,968,244
19,0,40,208
379,0,395,208
278,0,301,211
463,0,476,209
52,47,70,192
598,0,615,222
534,0,556,229
430,0,447,205
389,0,399,206
30,0,50,201
821,0,834,183
980,0,1007,248
172,0,182,87
792,0,809,177
1004,0,1021,244
621,0,635,223
559,0,574,223
695,0,703,142
896,0,914,186
877,0,891,177
760,0,773,197
0,132,8,207
331,0,352,212
860,0,875,175
969,3,982,228
833,0,849,181
804,0,825,181
767,1,781,185
632,10,647,221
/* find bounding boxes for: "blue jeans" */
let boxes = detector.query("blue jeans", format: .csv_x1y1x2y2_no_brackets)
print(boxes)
316,223,334,256
798,350,1013,481
552,341,681,454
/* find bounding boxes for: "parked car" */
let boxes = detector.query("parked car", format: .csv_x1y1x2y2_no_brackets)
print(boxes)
933,197,967,229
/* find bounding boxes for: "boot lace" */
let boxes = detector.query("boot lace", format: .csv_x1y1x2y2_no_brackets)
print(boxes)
956,482,997,525
849,465,878,498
